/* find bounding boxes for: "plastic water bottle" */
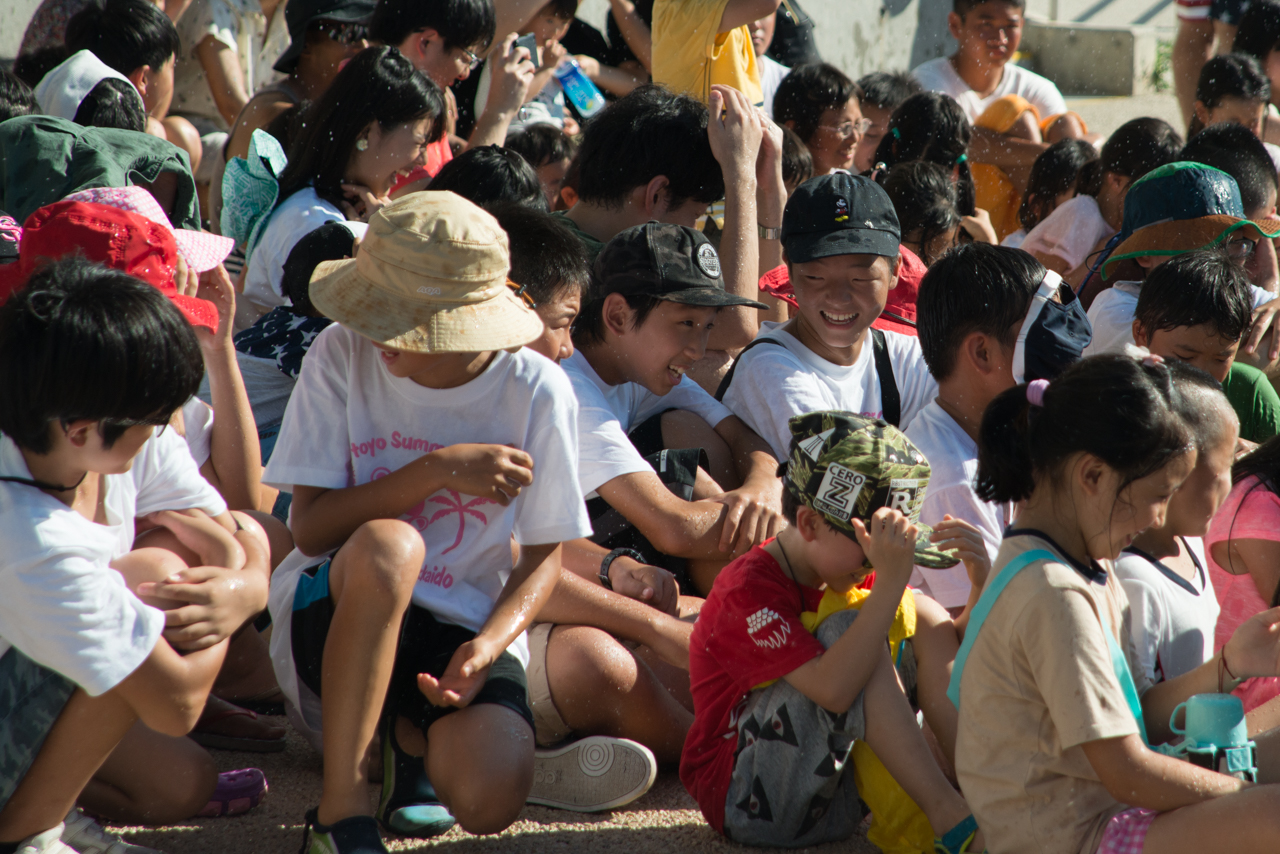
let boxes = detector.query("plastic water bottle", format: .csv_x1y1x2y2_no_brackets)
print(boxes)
553,59,606,119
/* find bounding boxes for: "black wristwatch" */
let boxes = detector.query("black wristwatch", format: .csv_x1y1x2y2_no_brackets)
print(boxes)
600,547,645,590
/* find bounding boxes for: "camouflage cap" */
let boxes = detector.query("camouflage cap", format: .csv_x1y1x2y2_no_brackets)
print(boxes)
781,411,959,570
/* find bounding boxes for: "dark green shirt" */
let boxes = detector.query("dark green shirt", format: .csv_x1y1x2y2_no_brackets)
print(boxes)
1222,361,1280,443
553,210,606,264
0,115,199,230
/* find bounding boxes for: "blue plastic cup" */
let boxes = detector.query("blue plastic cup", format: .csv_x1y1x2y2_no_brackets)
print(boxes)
1170,693,1248,748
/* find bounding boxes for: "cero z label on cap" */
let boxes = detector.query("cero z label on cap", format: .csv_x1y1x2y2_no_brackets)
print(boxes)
814,464,866,521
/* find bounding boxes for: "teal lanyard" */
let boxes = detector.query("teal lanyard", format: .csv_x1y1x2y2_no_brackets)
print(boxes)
948,547,1150,745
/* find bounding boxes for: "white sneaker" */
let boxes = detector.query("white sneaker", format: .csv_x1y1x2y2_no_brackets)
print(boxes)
61,811,163,854
527,736,657,812
15,824,77,854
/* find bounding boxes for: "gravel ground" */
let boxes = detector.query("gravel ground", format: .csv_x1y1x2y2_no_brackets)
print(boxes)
108,723,878,854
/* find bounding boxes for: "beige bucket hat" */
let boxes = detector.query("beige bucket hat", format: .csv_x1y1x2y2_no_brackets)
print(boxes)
309,191,543,353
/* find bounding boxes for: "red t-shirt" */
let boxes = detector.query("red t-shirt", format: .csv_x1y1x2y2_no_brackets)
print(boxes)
756,245,927,337
679,543,826,834
389,136,454,195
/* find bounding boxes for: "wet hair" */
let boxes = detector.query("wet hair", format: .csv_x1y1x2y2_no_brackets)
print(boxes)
773,63,862,144
883,161,962,267
855,71,921,113
1019,138,1098,231
1133,248,1253,345
571,291,664,348
264,99,312,151
1181,122,1279,216
12,47,69,89
1188,53,1271,138
369,0,496,52
781,125,814,190
917,243,1043,380
278,46,444,211
0,256,203,454
0,70,38,122
73,78,146,132
1166,359,1238,451
487,202,589,303
280,220,358,317
572,85,723,210
1099,117,1183,185
976,355,1192,504
873,91,975,214
428,145,546,210
1234,0,1280,64
504,122,573,168
66,0,180,75
954,0,1026,16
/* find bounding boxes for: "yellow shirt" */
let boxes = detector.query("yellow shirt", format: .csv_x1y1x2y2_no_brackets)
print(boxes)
651,0,763,105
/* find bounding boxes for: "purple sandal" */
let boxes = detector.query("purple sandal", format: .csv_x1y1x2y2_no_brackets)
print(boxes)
198,768,268,817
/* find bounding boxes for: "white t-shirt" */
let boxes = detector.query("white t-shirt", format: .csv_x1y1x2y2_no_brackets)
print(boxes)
265,325,591,709
721,322,937,461
1001,228,1026,249
911,56,1068,126
1115,538,1218,684
905,400,1014,609
181,397,215,468
243,188,346,314
1085,280,1275,357
1266,142,1280,174
562,350,735,496
0,429,226,695
759,55,790,118
1019,195,1116,272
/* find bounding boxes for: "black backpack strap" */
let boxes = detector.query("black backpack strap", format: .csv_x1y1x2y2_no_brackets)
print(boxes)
714,337,786,401
871,327,900,427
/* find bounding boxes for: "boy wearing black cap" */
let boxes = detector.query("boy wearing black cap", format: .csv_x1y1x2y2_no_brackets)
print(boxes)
718,172,937,460
680,411,982,852
564,221,784,598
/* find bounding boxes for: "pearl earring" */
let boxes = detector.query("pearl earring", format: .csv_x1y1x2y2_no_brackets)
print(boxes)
356,138,368,151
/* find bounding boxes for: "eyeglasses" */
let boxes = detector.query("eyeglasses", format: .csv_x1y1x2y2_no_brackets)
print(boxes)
1226,236,1257,259
817,118,873,140
461,47,482,70
508,280,538,309
313,20,369,45
99,414,170,436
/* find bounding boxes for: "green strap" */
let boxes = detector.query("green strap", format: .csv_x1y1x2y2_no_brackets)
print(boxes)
947,547,1150,745
948,549,1055,708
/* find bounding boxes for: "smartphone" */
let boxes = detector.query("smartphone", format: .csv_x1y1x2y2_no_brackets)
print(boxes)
514,32,540,66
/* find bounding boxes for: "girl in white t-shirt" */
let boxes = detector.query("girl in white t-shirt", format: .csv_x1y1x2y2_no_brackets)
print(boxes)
1116,368,1238,686
954,354,1280,854
1005,138,1096,250
240,46,445,321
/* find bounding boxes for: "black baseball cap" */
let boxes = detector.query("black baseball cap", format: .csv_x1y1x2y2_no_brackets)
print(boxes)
593,222,768,309
274,0,376,73
782,172,901,263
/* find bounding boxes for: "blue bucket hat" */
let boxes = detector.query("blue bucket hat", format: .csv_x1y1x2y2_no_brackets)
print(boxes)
1098,161,1280,279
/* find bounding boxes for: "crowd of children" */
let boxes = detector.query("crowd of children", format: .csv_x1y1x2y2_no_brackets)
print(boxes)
12,0,1280,852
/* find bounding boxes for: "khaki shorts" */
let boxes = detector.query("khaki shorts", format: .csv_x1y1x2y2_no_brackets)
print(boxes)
526,623,574,747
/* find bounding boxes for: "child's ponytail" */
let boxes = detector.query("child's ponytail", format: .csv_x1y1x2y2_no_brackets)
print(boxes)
977,355,1193,504
872,92,976,215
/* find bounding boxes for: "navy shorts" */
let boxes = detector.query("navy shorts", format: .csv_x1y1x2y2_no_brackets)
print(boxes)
0,649,75,810
290,560,534,733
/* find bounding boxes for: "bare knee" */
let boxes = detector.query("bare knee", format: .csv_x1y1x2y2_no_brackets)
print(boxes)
150,742,218,822
1006,109,1042,142
163,116,203,173
241,509,294,569
549,626,639,704
1045,113,1085,142
330,519,424,604
111,548,189,610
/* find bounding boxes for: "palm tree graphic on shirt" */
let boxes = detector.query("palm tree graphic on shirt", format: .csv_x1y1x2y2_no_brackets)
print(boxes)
422,490,496,554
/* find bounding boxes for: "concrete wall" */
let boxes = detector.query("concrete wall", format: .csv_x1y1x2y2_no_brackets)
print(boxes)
577,0,956,78
1019,20,1160,96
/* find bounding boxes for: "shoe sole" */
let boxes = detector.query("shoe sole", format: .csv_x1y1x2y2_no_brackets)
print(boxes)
526,736,657,813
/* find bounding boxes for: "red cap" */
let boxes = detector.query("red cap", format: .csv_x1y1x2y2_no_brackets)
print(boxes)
0,201,219,332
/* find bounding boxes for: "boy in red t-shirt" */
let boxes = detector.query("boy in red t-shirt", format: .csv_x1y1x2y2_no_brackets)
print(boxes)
680,410,983,851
